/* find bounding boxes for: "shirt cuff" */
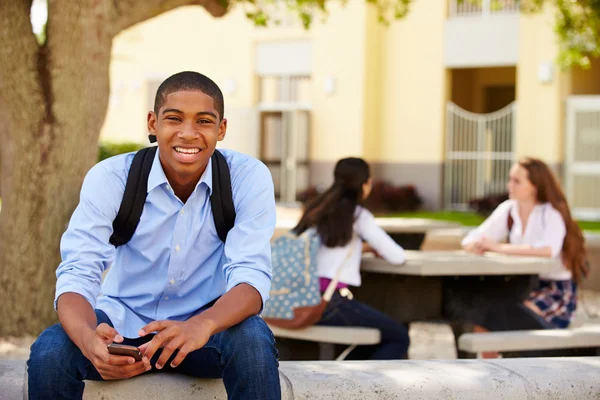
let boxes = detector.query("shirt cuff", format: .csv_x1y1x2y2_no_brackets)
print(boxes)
54,274,99,311
461,235,476,246
532,240,561,257
226,270,272,313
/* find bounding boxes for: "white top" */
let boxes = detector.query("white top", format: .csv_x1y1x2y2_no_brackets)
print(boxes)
317,207,406,287
461,200,570,281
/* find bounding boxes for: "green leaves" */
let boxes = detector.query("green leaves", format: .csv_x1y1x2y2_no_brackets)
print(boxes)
552,0,600,68
241,0,411,29
240,0,600,70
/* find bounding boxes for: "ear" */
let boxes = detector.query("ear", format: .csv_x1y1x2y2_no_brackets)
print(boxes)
147,111,157,135
217,118,227,142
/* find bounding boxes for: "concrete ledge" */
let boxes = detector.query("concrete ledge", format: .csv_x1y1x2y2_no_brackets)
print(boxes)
5,358,600,399
0,359,26,399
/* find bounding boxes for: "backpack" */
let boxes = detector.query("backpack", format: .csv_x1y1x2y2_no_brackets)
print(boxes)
262,229,354,329
109,146,236,247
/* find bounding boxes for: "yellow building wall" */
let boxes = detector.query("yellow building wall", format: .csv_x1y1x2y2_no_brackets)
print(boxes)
516,6,568,164
101,6,256,146
100,2,578,180
251,0,370,161
376,0,448,163
101,2,368,164
362,5,384,161
308,1,369,161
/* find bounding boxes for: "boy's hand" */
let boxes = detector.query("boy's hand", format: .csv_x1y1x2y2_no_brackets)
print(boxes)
138,318,214,370
81,323,150,380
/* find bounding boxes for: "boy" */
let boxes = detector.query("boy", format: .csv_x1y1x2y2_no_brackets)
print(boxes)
27,71,280,399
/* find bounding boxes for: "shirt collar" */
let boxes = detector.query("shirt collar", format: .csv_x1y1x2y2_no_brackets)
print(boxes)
146,147,213,195
147,147,168,193
198,155,213,195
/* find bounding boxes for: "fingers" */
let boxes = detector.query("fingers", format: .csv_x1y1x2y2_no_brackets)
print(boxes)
169,343,192,369
96,323,123,344
138,320,167,337
155,336,184,370
95,351,152,380
465,241,485,255
99,359,151,380
137,342,150,355
141,327,175,362
107,354,139,366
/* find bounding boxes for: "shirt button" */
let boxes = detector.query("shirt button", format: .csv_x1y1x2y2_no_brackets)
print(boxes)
164,296,169,300
175,244,180,252
169,279,175,285
180,209,185,216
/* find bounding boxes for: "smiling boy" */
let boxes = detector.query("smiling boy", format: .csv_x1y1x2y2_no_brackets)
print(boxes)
27,71,280,399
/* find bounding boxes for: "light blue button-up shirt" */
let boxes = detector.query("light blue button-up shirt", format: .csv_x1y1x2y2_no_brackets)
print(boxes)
55,148,275,338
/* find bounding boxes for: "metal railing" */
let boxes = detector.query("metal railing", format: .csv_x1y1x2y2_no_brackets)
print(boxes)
449,0,519,18
444,102,517,210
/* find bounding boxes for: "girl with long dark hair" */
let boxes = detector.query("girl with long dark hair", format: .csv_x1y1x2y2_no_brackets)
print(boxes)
293,157,410,360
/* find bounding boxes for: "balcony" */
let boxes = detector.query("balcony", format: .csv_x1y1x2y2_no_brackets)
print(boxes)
445,0,520,68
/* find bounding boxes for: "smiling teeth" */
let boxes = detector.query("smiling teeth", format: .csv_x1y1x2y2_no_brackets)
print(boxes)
175,147,200,154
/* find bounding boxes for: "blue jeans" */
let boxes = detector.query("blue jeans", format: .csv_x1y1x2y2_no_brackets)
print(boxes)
317,291,410,359
27,310,281,400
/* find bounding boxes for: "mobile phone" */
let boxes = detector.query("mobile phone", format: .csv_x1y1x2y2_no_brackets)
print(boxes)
107,343,143,362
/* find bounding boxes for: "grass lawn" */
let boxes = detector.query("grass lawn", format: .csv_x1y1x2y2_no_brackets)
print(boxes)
384,210,600,233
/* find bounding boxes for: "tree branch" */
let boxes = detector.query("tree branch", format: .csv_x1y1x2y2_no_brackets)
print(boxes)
114,0,229,33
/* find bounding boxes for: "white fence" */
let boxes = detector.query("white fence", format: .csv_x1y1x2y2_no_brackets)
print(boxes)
449,0,519,18
565,96,600,220
444,102,517,210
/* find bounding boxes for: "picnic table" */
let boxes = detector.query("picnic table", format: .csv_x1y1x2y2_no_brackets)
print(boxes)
354,251,558,323
361,251,557,276
274,218,460,249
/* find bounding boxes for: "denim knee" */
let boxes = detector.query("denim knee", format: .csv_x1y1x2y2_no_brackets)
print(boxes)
217,316,281,400
28,323,85,376
218,316,278,370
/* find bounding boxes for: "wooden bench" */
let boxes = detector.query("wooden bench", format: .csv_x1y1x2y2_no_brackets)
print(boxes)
267,325,381,360
458,324,600,358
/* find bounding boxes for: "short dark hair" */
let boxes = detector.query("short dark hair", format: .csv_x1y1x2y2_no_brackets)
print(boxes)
154,71,224,120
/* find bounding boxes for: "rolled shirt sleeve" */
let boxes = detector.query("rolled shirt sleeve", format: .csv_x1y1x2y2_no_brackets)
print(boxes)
462,200,512,246
222,162,276,310
54,163,121,311
355,208,405,264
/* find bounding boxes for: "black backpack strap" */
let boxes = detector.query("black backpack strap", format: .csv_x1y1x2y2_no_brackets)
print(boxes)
211,149,236,243
109,147,157,247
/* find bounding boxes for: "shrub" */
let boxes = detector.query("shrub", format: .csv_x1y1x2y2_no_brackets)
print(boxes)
468,192,509,216
297,180,423,213
98,142,145,162
364,181,422,212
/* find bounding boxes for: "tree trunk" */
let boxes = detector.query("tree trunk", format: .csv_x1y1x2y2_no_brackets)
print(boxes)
0,0,227,336
0,1,113,335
